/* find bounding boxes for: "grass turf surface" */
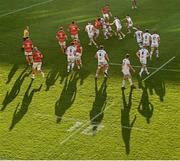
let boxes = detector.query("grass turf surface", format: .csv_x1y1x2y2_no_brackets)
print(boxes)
0,0,180,159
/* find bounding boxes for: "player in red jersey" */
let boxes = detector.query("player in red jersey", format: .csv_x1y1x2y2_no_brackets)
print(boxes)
101,4,112,21
31,47,45,79
72,39,83,69
94,18,102,40
22,38,33,65
56,27,67,53
68,21,80,40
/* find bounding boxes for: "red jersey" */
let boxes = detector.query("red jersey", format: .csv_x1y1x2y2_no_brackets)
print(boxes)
73,41,82,53
101,6,110,14
69,24,79,35
56,31,67,42
33,50,43,62
95,20,102,29
23,39,33,52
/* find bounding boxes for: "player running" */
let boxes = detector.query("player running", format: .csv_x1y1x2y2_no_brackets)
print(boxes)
134,27,143,48
121,54,136,90
85,22,98,48
110,16,125,40
101,4,112,21
131,0,137,9
23,26,30,41
150,32,160,59
136,47,150,77
68,21,80,40
66,42,76,73
56,27,67,53
22,38,33,65
143,29,151,51
95,45,109,79
94,18,102,40
73,39,83,69
31,47,45,79
123,15,136,34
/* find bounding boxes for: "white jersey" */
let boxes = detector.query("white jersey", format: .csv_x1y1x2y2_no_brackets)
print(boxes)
135,30,143,43
96,49,107,64
143,32,151,46
122,58,130,71
66,46,76,58
85,24,95,34
126,16,133,27
114,18,122,29
151,34,160,47
138,48,149,64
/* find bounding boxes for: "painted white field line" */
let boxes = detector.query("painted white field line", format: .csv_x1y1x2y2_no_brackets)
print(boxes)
143,56,175,81
60,102,115,145
110,61,180,73
0,0,54,18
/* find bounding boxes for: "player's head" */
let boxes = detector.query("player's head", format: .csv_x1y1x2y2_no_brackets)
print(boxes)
33,47,38,51
145,29,149,33
126,14,130,17
125,53,130,58
97,17,101,21
59,26,63,30
88,22,91,25
114,16,117,19
72,21,75,24
71,42,74,46
105,4,109,7
26,26,29,30
99,45,104,50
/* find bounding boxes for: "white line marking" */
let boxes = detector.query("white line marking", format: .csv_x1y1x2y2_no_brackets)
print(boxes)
60,102,115,145
142,56,176,81
110,59,180,73
0,0,54,18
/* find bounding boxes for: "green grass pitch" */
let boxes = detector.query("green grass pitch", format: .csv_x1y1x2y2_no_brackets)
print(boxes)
0,0,180,159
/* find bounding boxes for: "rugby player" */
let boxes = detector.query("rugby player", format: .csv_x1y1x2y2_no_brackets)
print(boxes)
68,21,80,40
22,38,33,65
56,27,67,53
150,31,160,59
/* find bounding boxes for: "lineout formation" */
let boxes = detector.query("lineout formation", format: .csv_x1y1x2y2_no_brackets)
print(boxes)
22,1,161,90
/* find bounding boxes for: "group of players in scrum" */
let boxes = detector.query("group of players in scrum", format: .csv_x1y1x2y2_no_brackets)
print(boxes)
22,3,160,90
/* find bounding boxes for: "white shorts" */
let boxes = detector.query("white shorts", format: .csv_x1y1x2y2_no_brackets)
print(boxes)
25,51,32,56
33,62,42,71
94,29,100,35
122,69,131,76
98,61,108,68
151,43,159,48
67,56,75,63
58,41,66,47
103,13,109,20
140,58,147,65
116,26,122,32
143,42,150,47
75,52,82,60
88,33,94,39
71,34,78,40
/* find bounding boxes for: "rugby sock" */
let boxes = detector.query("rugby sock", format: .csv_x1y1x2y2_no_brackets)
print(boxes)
71,63,75,69
67,64,71,72
156,50,159,58
128,78,133,86
139,68,144,76
145,67,149,75
122,79,126,87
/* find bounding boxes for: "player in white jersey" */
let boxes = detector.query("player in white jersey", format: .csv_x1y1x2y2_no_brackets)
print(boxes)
110,16,125,40
66,42,76,73
134,27,143,48
101,19,112,39
95,45,109,78
136,47,150,77
85,22,98,48
143,29,151,50
121,54,136,90
123,15,136,34
150,32,160,59
131,0,137,9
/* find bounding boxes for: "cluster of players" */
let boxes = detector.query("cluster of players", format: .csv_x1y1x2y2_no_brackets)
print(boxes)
22,2,161,91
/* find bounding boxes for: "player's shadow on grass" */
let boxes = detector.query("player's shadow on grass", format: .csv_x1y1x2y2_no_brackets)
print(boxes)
121,88,136,155
89,78,107,135
9,79,42,130
45,64,67,91
138,86,154,124
55,72,79,123
1,67,30,111
6,64,19,84
78,68,90,86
